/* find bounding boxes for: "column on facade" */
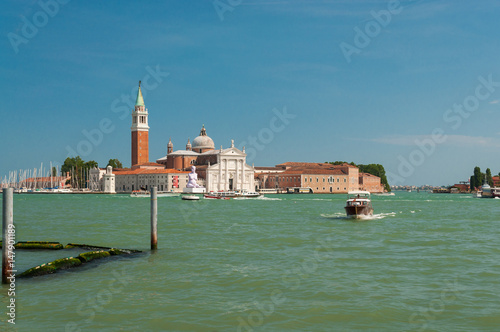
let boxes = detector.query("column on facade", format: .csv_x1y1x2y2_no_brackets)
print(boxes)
235,159,239,191
241,159,245,191
218,154,222,191
225,159,229,191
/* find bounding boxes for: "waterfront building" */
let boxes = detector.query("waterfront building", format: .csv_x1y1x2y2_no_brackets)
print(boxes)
493,176,500,187
255,162,383,194
359,172,383,193
114,168,189,192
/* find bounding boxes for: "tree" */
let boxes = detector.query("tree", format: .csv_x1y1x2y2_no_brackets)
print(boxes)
471,166,483,190
85,160,98,169
486,168,493,186
326,161,353,166
358,164,391,192
61,156,84,175
60,157,97,189
107,159,123,169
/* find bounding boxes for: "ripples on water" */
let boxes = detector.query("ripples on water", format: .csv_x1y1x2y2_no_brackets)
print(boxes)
1,192,499,331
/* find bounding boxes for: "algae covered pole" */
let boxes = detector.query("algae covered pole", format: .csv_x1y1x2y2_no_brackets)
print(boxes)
151,186,158,250
2,188,14,284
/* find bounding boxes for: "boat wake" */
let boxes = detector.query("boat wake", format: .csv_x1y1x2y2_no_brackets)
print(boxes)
321,212,396,220
256,196,282,201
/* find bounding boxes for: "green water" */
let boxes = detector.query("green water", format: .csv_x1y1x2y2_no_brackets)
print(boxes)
1,192,499,331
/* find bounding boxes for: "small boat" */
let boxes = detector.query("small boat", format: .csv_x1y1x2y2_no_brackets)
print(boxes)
130,190,148,197
236,191,261,198
344,191,373,219
210,191,237,197
204,194,230,200
181,195,200,201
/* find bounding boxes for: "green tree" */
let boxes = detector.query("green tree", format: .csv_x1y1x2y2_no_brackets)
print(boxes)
486,168,493,186
85,160,98,169
358,164,391,192
61,156,84,175
471,166,483,190
326,161,353,166
60,156,96,189
107,158,123,169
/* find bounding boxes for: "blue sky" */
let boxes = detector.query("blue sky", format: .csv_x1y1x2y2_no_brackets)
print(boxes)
1,0,499,186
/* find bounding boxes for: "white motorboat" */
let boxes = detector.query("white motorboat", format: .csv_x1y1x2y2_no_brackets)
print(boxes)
344,191,374,219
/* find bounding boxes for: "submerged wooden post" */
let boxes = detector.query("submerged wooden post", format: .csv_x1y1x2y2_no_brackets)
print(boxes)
2,188,14,284
151,186,158,250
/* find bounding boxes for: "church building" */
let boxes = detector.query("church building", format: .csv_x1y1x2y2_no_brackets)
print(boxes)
156,126,255,192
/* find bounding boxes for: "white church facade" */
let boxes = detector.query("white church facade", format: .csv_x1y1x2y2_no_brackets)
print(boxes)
203,145,255,192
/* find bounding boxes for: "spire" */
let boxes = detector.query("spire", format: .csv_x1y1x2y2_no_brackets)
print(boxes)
167,137,173,154
186,138,192,151
135,81,145,107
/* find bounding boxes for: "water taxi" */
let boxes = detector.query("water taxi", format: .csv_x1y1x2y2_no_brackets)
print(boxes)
237,191,260,198
204,193,230,200
344,191,373,219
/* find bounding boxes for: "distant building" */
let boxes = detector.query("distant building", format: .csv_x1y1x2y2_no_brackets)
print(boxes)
254,162,384,193
493,176,500,187
359,172,384,193
451,183,470,193
114,168,189,192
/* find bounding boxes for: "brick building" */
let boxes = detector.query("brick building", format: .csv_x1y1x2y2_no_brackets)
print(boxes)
255,162,384,194
359,172,383,193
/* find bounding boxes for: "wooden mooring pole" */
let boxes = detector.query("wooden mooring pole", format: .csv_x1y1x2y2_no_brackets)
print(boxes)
2,188,14,284
151,186,158,250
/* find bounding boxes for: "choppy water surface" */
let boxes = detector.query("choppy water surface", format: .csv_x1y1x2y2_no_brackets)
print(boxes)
1,192,499,331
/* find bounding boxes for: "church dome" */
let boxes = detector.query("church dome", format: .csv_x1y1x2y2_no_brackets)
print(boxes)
192,125,215,151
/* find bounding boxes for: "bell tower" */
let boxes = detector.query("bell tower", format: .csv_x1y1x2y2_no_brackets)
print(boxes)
131,81,149,166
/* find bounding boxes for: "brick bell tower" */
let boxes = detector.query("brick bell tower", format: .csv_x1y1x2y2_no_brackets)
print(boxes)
131,81,149,166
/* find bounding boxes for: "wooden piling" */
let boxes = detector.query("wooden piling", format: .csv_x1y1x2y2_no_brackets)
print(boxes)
151,186,158,250
2,188,14,284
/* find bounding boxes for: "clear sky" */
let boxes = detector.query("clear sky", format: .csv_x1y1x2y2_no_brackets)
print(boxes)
2,0,499,186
